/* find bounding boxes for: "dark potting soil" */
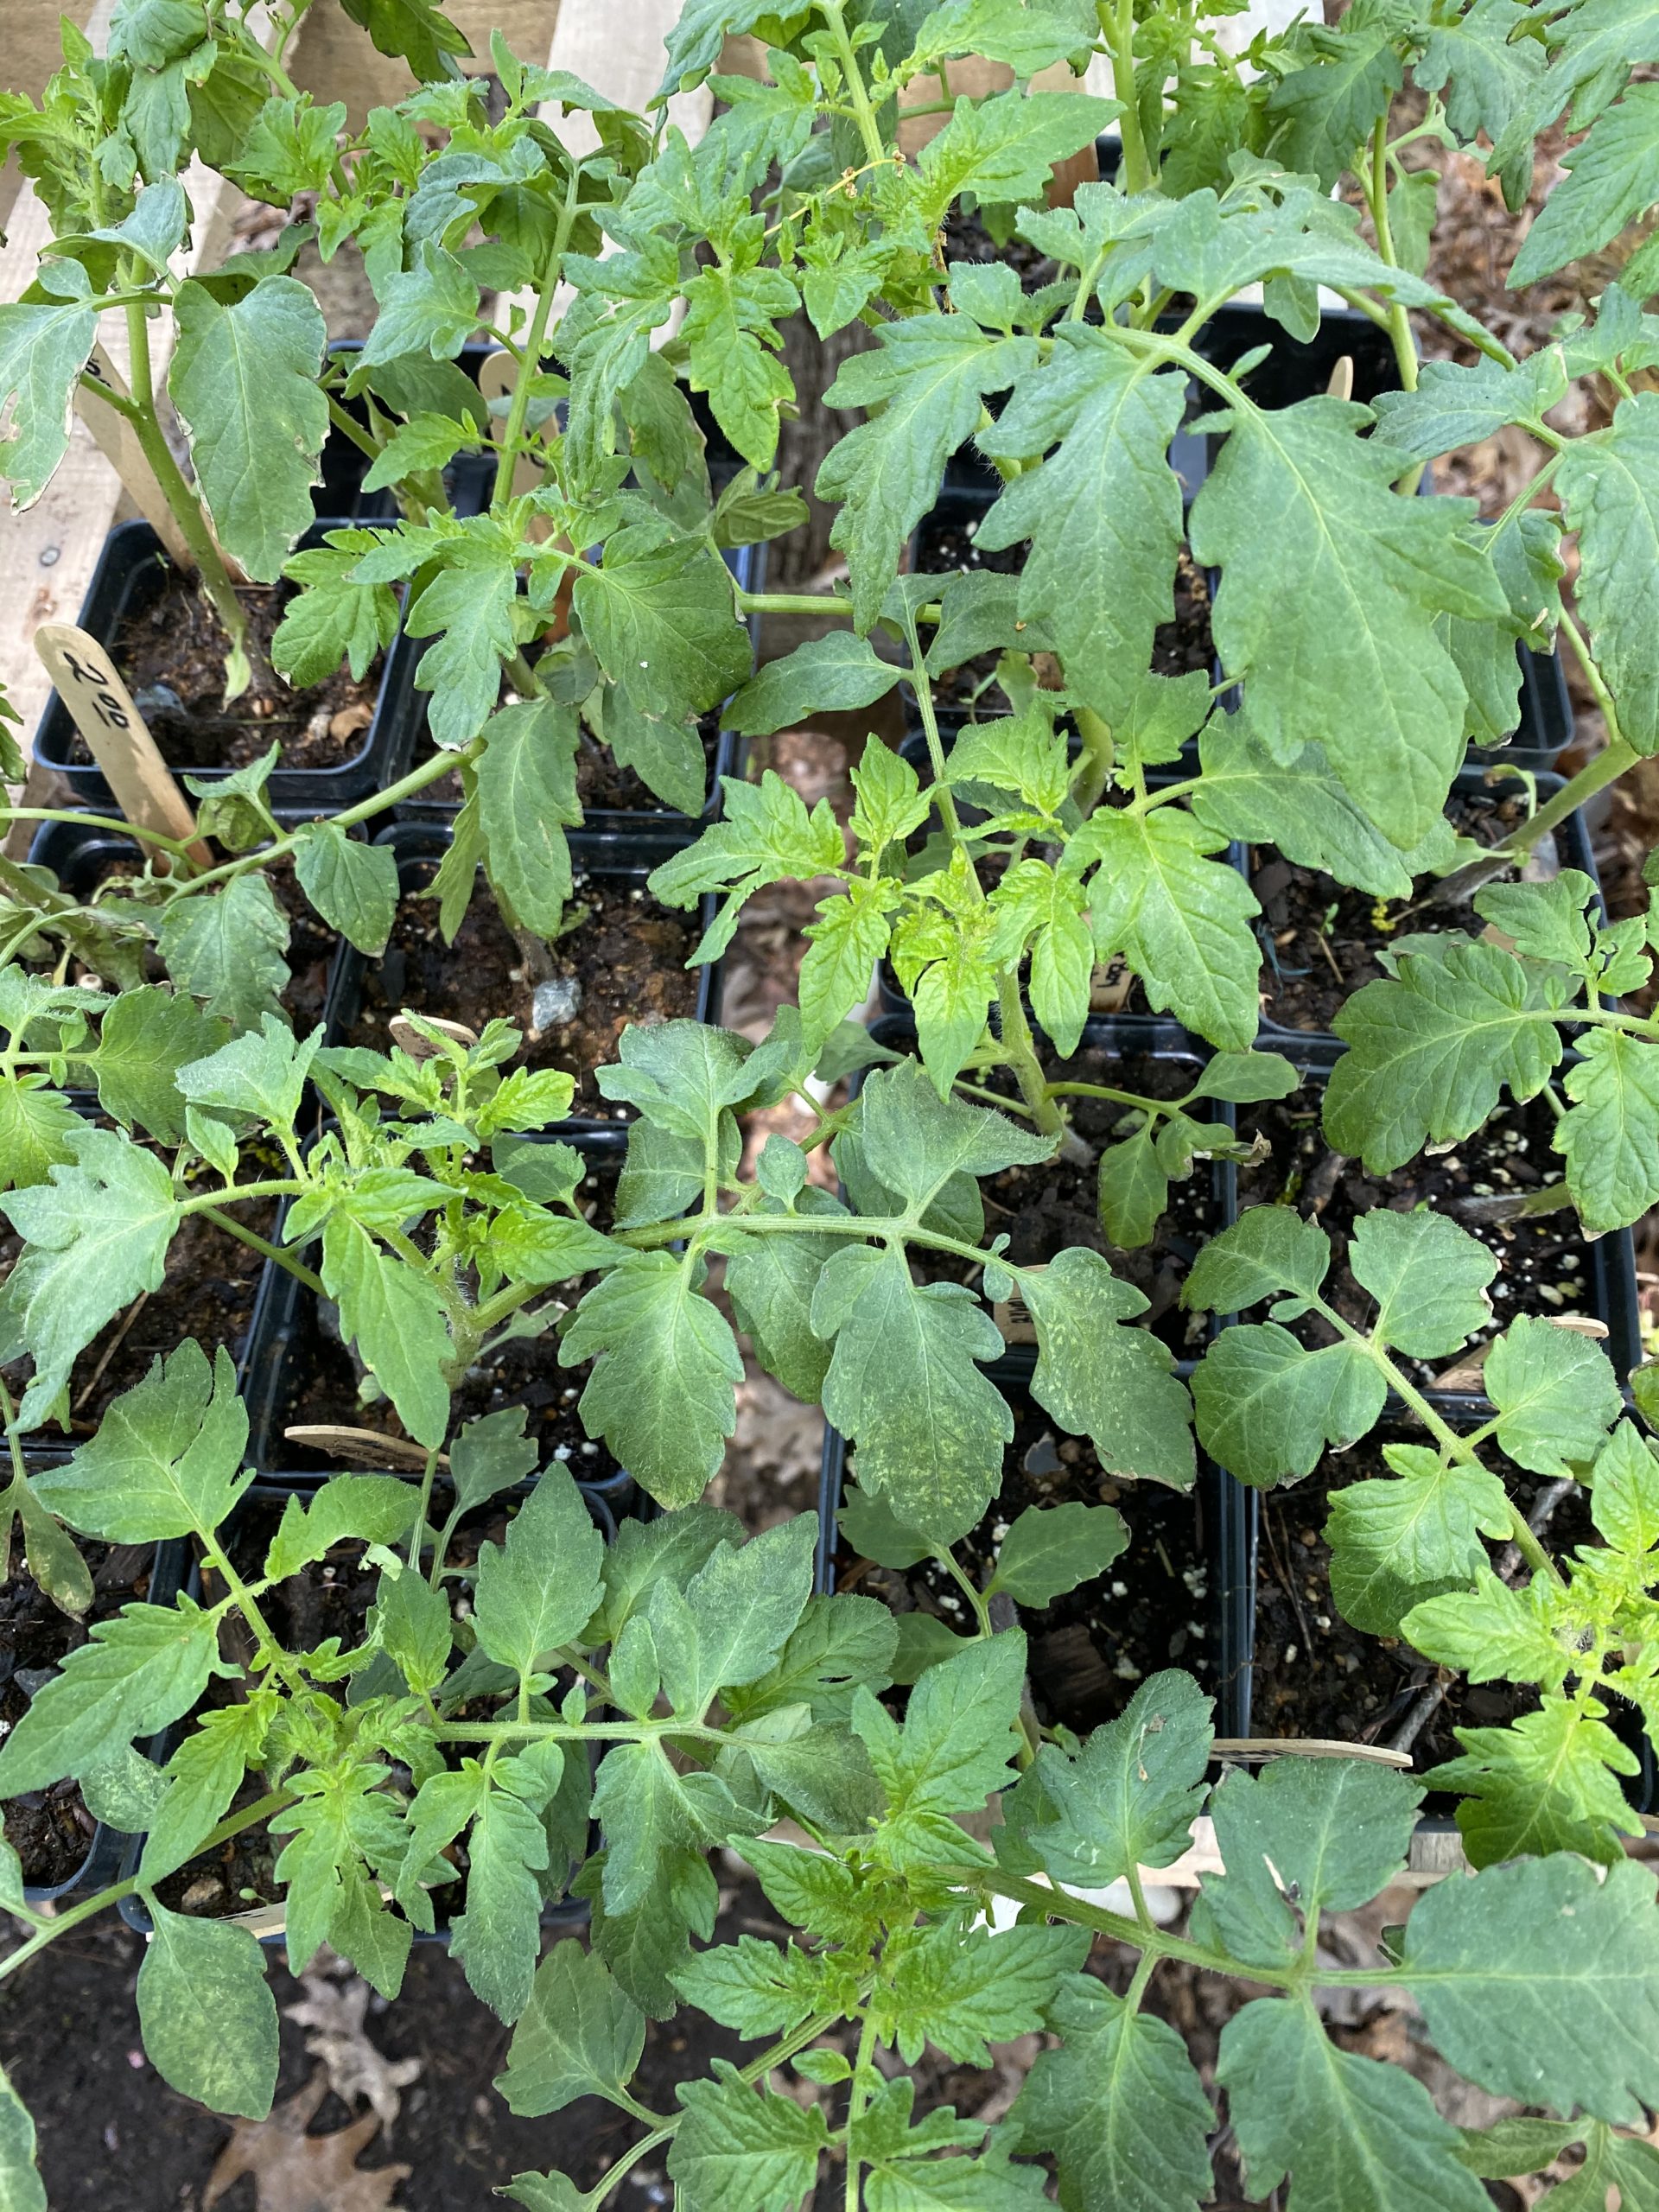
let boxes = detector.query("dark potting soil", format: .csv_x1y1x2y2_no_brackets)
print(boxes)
1236,1085,1589,1385
1249,1432,1600,1783
843,1392,1211,1733
2,1541,158,1886
71,560,383,773
921,1046,1221,1357
0,1198,275,1440
0,1885,810,2212
943,206,1064,293
265,1163,621,1478
914,509,1213,715
344,860,698,1111
1253,786,1542,1033
413,708,722,815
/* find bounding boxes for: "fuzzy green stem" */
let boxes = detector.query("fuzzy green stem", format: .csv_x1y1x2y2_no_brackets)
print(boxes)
492,168,584,515
1097,0,1152,194
123,300,252,687
996,970,1065,1136
195,1205,324,1298
821,0,887,167
1366,119,1420,400
1493,732,1639,866
1071,706,1116,813
0,808,194,855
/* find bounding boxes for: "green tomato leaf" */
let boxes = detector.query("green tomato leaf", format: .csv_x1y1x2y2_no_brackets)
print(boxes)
1071,807,1261,1052
318,1213,454,1450
1190,397,1509,848
1013,1978,1214,2212
819,318,1038,631
158,874,291,1033
815,1244,1010,1546
1348,1209,1496,1358
476,697,581,936
498,1939,647,2117
1326,1446,1516,1636
562,1252,743,1508
137,1900,277,2120
0,280,98,507
1029,1669,1213,1890
169,276,327,582
1482,1313,1623,1475
474,1467,606,1683
1404,1857,1659,2126
1558,1030,1659,1233
32,1340,250,1543
1428,1695,1643,1867
1191,1325,1386,1488
275,529,402,686
290,823,398,957
668,2058,832,2212
1324,941,1566,1175
0,2060,46,2212
1218,1997,1490,2212
1021,1248,1196,1491
723,634,900,738
1559,392,1659,756
0,1126,181,1429
0,1596,226,1795
988,1499,1128,1607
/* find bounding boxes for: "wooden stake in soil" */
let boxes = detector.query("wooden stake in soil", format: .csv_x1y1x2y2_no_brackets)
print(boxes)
32,621,213,870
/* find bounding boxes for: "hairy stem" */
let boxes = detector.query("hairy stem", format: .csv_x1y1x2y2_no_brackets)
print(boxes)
821,0,888,168
1071,706,1116,814
1365,119,1420,402
1097,0,1153,194
492,168,584,514
195,1205,324,1298
123,300,251,690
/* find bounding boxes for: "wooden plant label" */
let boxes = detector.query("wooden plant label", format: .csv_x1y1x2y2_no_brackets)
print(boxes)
75,346,193,569
33,623,212,870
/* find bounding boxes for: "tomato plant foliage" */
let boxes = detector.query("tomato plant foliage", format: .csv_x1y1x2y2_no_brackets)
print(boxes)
6,0,1659,2206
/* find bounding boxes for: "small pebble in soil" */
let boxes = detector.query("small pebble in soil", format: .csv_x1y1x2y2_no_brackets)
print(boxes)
531,976,583,1031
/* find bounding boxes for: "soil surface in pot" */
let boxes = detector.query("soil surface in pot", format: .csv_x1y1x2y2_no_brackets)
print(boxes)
1249,1433,1607,1796
915,510,1213,715
916,1044,1222,1358
1252,785,1548,1033
261,1162,623,1480
3,1541,161,1887
842,1391,1213,1734
67,559,384,773
943,206,1063,292
342,858,698,1111
413,707,722,816
1,1198,275,1442
156,1486,592,1923
1236,1084,1592,1385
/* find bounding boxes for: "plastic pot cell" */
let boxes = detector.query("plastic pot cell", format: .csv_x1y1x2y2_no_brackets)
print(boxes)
321,821,723,1133
1250,766,1599,1052
34,521,421,811
7,1535,188,1905
239,1129,635,1491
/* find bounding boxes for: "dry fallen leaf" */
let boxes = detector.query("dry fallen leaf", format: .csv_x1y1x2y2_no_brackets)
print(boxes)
205,2069,411,2212
283,1966,423,2131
